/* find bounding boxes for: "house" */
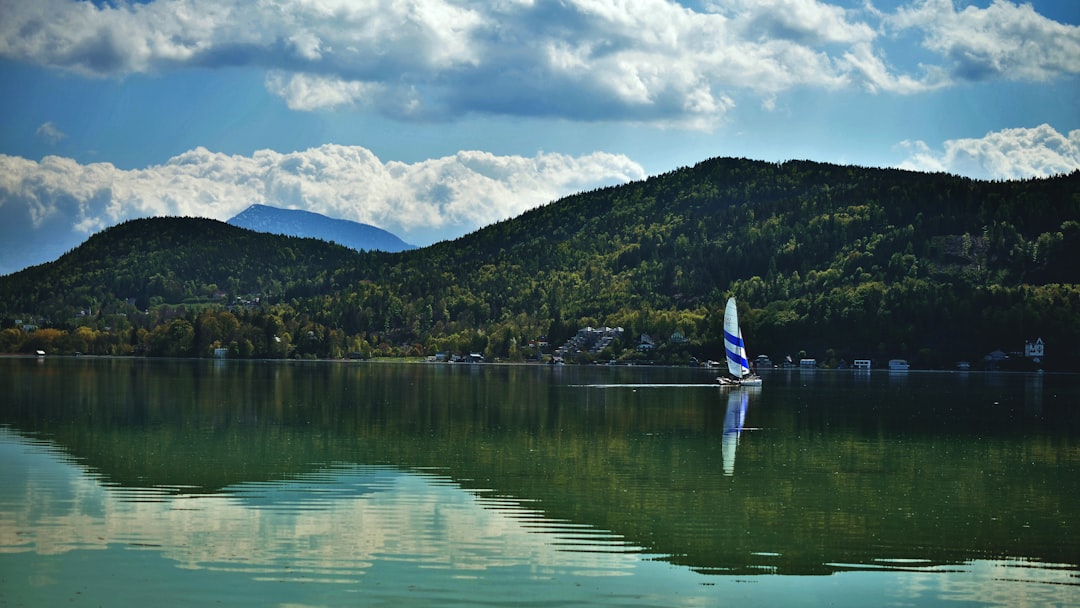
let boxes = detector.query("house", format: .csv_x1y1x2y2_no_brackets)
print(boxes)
1025,338,1044,360
556,326,625,357
800,358,817,368
853,359,871,370
983,349,1009,370
636,333,656,352
590,327,623,353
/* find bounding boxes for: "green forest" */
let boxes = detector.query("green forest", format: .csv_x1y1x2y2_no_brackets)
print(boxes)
1,157,1078,369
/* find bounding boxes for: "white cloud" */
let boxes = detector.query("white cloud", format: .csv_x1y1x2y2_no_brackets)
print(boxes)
898,124,1080,179
0,0,1075,130
0,145,645,274
264,72,379,112
34,121,67,145
717,0,876,46
840,41,949,93
7,0,1073,129
887,0,1080,82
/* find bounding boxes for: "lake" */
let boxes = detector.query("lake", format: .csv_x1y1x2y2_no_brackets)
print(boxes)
2,357,1078,606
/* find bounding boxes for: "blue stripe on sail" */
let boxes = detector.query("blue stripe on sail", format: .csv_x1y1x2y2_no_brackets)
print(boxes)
723,330,744,348
725,346,749,369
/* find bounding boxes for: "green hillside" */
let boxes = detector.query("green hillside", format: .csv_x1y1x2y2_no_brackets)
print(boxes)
2,157,1078,368
2,217,365,308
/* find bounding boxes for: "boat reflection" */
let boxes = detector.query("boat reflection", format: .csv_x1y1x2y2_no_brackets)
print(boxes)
721,387,757,476
4,359,1079,586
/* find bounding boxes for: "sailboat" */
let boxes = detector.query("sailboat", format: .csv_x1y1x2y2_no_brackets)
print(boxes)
717,297,762,386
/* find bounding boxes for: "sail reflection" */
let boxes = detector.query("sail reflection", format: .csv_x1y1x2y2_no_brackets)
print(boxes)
0,428,647,584
721,387,757,476
4,358,1079,592
721,390,746,476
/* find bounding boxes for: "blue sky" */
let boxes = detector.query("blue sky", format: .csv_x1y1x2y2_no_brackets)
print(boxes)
1,0,1078,275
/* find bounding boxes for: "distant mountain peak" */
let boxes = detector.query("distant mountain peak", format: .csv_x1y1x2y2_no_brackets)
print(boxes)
228,204,416,252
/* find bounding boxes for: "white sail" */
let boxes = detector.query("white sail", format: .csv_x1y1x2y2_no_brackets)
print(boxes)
723,297,750,378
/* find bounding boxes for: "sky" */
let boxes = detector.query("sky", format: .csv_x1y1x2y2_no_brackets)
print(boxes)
0,0,1078,275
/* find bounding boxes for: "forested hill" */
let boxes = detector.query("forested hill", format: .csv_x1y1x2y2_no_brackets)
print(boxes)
1,158,1078,368
0,218,371,314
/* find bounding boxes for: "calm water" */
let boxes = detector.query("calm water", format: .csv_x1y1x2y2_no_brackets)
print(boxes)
2,357,1079,606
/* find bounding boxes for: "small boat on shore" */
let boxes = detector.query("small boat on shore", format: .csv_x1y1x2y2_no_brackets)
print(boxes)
888,359,910,371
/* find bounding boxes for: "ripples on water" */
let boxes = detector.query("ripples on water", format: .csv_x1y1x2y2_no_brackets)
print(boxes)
4,424,1078,607
0,429,652,591
2,360,1080,607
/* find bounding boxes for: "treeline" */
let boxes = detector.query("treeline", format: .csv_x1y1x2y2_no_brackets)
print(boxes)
1,158,1078,368
0,217,371,313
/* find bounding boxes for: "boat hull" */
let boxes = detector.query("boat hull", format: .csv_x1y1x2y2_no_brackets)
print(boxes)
717,376,762,387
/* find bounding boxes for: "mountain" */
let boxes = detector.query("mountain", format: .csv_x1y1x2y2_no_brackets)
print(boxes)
227,204,416,252
1,157,1078,367
0,217,367,316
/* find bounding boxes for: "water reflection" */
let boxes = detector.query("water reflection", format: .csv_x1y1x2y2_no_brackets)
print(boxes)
2,358,1079,607
1025,374,1044,415
891,559,1080,607
0,428,646,584
721,388,751,476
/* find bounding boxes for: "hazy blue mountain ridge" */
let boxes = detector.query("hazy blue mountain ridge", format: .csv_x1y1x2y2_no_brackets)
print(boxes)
228,204,416,252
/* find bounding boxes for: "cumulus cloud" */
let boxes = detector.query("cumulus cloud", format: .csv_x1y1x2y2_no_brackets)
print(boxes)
887,0,1080,82
719,0,876,46
0,145,645,275
4,0,1071,127
898,124,1080,179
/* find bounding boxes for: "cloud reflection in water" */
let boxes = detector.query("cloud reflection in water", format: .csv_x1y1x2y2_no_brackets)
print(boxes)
0,428,646,585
